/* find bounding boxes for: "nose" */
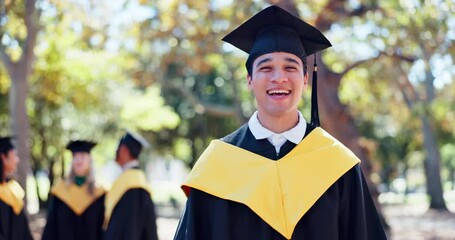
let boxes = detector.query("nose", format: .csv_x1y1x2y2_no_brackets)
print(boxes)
271,69,288,83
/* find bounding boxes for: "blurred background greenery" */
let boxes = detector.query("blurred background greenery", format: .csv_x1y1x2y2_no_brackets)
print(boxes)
1,0,454,239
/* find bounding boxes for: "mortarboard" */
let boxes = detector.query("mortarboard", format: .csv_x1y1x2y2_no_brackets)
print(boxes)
0,136,15,155
66,140,97,153
119,131,150,158
222,5,332,126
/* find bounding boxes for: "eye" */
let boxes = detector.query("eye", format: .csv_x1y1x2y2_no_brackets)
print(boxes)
285,66,298,71
259,66,272,72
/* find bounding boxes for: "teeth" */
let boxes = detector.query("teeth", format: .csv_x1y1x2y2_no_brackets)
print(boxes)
267,90,290,95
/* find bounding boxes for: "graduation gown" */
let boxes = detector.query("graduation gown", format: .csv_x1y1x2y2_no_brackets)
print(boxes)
41,181,106,240
0,180,33,240
103,168,158,240
174,124,387,240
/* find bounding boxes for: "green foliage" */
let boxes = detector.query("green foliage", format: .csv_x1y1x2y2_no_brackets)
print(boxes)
120,86,180,131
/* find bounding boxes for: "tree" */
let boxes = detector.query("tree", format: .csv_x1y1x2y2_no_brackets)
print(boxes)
367,0,454,210
24,0,181,208
0,0,40,194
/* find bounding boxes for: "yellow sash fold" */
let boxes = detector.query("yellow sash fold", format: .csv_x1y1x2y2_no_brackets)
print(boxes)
0,180,25,215
51,181,105,216
103,169,152,229
183,127,360,239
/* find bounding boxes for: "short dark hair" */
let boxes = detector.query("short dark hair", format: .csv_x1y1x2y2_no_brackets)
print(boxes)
123,142,142,159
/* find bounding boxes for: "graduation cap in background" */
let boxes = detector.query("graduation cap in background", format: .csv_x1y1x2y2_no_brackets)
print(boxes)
0,136,14,155
66,140,97,153
222,5,332,126
118,131,150,158
0,136,15,155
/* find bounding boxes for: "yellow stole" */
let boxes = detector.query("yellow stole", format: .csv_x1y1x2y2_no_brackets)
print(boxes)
51,181,105,216
183,127,360,239
103,169,152,230
0,180,25,215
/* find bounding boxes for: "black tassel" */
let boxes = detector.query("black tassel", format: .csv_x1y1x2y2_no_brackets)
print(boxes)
310,54,320,127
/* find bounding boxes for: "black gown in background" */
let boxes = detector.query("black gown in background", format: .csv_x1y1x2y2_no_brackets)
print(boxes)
41,182,105,240
103,169,158,240
0,180,33,240
174,124,387,240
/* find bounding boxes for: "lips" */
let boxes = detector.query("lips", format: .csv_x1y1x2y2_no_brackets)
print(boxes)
267,89,291,96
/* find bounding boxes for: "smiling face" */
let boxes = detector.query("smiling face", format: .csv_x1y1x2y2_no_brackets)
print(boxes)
248,52,308,124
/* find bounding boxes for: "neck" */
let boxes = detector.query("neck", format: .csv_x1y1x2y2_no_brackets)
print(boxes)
121,159,139,170
257,111,299,133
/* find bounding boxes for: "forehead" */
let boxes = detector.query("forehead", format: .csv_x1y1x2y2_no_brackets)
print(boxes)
253,52,303,65
72,151,90,156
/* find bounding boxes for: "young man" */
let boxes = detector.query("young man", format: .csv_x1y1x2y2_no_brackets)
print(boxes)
0,136,33,240
103,132,158,240
42,140,105,240
174,5,387,240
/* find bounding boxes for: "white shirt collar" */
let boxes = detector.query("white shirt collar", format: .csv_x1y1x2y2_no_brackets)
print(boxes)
248,111,307,153
122,159,140,171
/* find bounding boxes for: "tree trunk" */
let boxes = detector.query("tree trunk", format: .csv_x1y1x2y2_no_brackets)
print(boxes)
420,64,447,210
8,70,31,196
451,165,455,191
421,115,447,210
317,56,389,229
0,0,39,211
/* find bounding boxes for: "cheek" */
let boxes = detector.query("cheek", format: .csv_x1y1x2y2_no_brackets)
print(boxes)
79,159,89,168
4,158,15,172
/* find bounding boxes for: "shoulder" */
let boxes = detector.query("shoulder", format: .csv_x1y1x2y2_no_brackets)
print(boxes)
50,180,67,194
118,188,153,205
221,123,251,146
123,187,152,197
303,122,316,138
116,169,148,189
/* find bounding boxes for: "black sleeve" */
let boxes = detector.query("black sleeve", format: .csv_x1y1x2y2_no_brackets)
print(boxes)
104,189,158,240
173,191,207,240
173,199,190,240
18,210,33,240
41,195,57,240
0,201,33,240
174,189,217,240
338,165,387,240
0,201,9,240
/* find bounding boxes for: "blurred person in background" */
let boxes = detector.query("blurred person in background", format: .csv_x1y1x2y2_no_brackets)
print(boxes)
174,5,387,240
0,136,33,240
103,132,158,240
42,140,105,240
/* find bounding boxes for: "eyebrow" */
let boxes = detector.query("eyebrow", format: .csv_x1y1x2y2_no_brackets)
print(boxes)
255,56,302,68
285,57,301,65
255,57,272,68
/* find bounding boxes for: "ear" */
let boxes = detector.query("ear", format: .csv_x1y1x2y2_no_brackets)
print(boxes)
247,74,253,90
303,72,309,89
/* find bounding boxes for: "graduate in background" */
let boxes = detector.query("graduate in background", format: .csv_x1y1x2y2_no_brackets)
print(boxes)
42,140,105,240
174,5,387,240
0,136,33,240
103,132,158,240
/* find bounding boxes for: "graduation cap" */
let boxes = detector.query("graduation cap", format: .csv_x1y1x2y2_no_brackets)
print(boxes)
118,131,150,158
0,136,15,155
66,140,97,153
222,5,332,126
